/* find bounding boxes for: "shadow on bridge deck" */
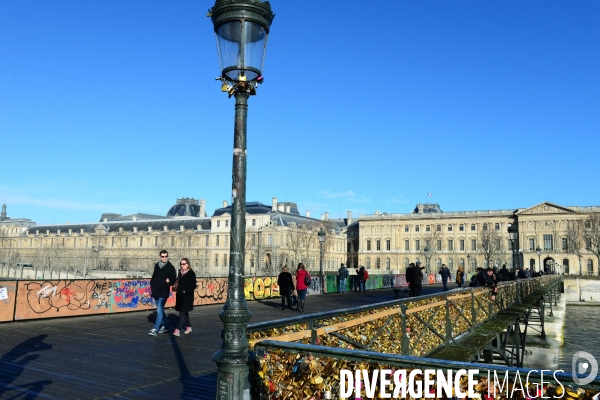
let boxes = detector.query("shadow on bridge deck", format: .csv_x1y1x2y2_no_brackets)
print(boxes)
0,284,450,399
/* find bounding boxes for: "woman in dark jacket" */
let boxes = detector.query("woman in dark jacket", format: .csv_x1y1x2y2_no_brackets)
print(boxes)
277,266,295,310
172,258,197,337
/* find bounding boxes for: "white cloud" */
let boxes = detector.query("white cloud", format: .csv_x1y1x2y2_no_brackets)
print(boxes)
317,190,370,203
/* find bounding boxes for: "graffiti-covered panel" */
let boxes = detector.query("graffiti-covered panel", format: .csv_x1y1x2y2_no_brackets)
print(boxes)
0,281,17,322
244,276,280,300
194,278,228,305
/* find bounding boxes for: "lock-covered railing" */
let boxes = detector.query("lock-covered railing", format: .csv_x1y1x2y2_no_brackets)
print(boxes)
252,340,599,400
248,276,561,358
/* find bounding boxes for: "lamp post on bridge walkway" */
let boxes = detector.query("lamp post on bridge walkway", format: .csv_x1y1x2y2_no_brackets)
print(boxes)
318,228,326,294
508,223,518,277
208,1,275,398
536,246,542,273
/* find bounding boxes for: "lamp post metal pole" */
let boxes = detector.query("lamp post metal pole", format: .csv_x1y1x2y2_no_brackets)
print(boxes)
320,240,324,293
213,90,252,400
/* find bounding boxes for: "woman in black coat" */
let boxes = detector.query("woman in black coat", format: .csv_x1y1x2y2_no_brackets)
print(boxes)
172,258,197,336
277,266,295,310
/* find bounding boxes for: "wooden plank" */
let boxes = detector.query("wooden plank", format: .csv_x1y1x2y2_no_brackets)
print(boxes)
249,329,313,346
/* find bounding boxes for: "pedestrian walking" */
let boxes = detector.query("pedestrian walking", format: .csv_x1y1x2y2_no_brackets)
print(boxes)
410,262,424,297
357,266,367,293
456,266,465,288
295,263,310,312
338,263,349,293
406,263,415,296
172,258,197,337
277,266,295,310
439,264,451,291
149,250,176,336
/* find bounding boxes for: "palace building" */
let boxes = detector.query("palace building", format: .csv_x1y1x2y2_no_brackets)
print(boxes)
357,202,600,276
0,198,347,279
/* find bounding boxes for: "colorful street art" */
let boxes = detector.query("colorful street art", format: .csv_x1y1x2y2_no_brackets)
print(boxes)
2,273,415,322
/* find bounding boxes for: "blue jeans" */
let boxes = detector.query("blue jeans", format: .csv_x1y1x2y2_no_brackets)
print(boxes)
297,289,307,301
442,279,448,291
359,281,365,292
153,297,168,331
339,279,346,293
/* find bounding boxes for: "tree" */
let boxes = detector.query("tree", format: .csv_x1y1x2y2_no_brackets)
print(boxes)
478,224,503,269
584,213,600,274
566,219,585,275
419,228,442,273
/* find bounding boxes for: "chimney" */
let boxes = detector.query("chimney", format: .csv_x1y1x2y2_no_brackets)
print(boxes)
222,200,228,208
163,226,168,232
132,216,137,221
200,199,206,217
325,212,329,221
103,217,108,222
321,213,325,221
57,229,61,235
133,227,138,233
278,204,284,212
306,210,311,218
68,229,72,234
347,211,352,225
180,225,185,232
80,229,84,234
272,197,278,211
197,225,202,230
148,226,152,232
285,205,290,213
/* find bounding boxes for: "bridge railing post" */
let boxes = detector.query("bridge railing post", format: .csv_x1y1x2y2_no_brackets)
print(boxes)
445,294,452,346
401,304,410,355
470,290,477,329
517,281,522,304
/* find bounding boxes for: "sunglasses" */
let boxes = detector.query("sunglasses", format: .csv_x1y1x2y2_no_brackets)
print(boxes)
160,255,168,258
180,263,187,266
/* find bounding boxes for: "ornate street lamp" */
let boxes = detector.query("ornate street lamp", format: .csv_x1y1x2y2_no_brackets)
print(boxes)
536,246,542,273
508,223,518,276
467,254,471,275
424,246,431,279
318,228,326,294
208,1,274,398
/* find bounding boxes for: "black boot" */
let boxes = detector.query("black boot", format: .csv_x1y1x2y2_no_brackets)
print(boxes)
281,297,286,310
299,300,305,313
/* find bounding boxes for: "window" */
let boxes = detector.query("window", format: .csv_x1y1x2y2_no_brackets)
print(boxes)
509,239,514,250
140,237,143,247
405,240,410,251
495,239,501,250
448,239,453,251
586,238,592,250
543,234,553,250
415,226,420,232
125,237,128,247
252,234,256,246
530,259,535,269
225,220,229,228
459,224,464,232
436,225,441,232
460,258,465,267
415,240,420,251
471,239,477,251
251,254,255,269
376,258,381,269
471,224,476,231
437,258,442,269
268,235,273,246
460,240,465,251
155,237,158,247
376,240,381,250
563,259,569,274
225,235,229,247
205,235,209,246
223,254,228,266
252,219,256,227
405,226,409,232
367,240,371,251
585,221,591,229
386,258,390,269
448,258,454,270
436,240,442,251
216,235,220,246
483,223,488,231
405,258,409,269
215,254,219,266
187,237,191,247
472,258,477,269
426,225,431,232
366,258,371,269
529,238,535,250
386,239,391,251
111,237,114,247
217,221,220,228
495,223,500,231
562,238,568,251
448,224,453,232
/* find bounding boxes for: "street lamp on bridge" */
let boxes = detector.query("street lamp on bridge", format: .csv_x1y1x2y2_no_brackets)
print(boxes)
508,223,518,276
536,246,542,273
318,228,326,294
208,1,275,398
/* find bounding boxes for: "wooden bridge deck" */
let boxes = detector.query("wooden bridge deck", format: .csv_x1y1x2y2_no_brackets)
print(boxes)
0,285,450,400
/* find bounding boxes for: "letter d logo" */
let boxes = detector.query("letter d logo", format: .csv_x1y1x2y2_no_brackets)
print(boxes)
572,351,598,385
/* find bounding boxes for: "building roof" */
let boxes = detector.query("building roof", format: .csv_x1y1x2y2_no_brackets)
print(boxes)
213,202,273,217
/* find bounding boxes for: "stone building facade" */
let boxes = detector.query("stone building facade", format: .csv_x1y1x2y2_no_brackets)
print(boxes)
358,202,600,277
0,198,346,279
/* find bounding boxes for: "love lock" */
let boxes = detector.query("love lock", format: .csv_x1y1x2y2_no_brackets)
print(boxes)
324,384,333,399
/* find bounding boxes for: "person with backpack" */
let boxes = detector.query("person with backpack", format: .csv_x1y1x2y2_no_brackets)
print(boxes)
338,263,349,293
295,263,310,312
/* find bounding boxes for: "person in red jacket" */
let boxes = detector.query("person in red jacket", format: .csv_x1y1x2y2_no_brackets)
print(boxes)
295,263,310,312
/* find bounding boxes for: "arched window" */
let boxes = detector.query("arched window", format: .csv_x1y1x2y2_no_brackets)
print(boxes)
483,223,488,231
587,259,594,274
563,259,569,274
367,240,371,251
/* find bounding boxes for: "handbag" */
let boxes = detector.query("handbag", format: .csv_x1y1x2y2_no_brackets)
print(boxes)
172,277,179,292
290,294,298,307
304,274,311,286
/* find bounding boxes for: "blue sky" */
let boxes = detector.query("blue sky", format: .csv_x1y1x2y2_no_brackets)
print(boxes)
1,1,599,225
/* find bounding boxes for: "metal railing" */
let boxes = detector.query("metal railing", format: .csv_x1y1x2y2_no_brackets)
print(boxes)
248,276,560,358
